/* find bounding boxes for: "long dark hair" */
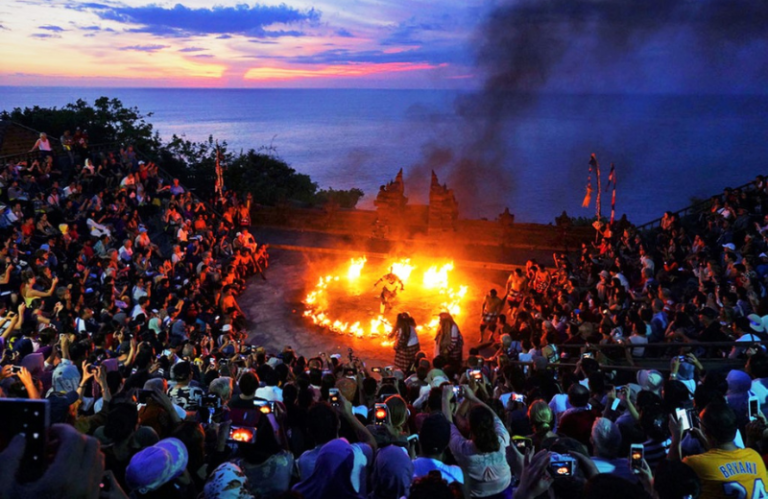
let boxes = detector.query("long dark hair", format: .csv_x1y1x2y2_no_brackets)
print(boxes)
469,405,500,453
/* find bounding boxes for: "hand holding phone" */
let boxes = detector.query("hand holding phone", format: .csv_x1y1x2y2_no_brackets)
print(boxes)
0,422,105,496
329,388,341,407
630,444,644,474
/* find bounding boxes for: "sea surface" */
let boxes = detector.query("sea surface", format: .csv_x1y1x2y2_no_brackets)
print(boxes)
1,87,767,224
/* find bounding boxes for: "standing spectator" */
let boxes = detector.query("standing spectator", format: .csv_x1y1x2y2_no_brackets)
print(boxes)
443,385,511,498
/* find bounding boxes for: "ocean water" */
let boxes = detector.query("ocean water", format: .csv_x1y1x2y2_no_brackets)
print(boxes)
1,87,767,224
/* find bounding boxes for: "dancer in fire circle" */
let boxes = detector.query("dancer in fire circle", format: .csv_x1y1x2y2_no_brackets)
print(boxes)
374,270,405,314
389,312,420,373
435,312,463,367
479,288,504,343
504,268,528,314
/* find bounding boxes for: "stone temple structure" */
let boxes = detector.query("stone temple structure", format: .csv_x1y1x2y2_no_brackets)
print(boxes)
428,171,458,235
373,169,408,238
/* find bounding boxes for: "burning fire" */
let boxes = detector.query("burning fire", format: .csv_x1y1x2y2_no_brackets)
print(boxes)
348,257,367,280
391,259,415,283
302,256,468,344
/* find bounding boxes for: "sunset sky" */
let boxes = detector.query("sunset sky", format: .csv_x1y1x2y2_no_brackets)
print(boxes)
1,0,767,91
0,0,485,88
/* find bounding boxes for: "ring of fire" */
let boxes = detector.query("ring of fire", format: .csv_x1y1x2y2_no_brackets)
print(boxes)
303,257,469,347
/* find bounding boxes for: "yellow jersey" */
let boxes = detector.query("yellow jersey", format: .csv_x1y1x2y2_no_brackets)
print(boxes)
684,448,768,499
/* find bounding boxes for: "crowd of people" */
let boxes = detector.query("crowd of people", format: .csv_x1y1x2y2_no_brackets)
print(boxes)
2,128,768,499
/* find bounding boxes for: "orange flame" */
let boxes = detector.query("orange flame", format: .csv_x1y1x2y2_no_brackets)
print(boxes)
348,256,367,280
303,257,467,345
391,259,415,283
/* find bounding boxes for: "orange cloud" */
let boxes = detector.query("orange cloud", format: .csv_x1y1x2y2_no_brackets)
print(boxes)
244,62,445,80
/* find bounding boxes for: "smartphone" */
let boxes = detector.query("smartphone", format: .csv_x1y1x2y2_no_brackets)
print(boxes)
407,434,419,445
202,394,220,408
209,357,216,365
549,453,575,477
630,444,644,474
371,367,382,374
374,403,389,426
228,425,256,444
749,396,761,422
344,368,356,377
11,365,22,374
329,388,341,407
513,436,532,453
254,400,274,414
470,369,483,381
582,352,594,359
676,407,692,431
611,398,621,411
162,349,171,357
453,386,462,399
241,345,252,355
512,393,526,404
137,389,154,405
0,399,50,482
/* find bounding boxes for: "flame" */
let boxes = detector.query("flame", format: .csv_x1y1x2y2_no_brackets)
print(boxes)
424,263,454,289
302,257,467,345
390,259,415,283
348,257,367,280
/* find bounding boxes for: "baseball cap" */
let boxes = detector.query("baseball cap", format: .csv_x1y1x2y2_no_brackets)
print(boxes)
125,438,188,494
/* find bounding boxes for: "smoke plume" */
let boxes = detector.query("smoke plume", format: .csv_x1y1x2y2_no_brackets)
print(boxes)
408,0,768,221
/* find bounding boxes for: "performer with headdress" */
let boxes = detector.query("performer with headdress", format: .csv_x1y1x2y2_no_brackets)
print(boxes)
435,312,463,366
388,312,419,373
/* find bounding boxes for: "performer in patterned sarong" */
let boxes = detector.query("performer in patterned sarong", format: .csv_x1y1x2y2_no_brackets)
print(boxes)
389,312,420,373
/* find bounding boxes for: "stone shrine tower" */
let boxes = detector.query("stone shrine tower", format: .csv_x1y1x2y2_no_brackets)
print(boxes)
428,171,458,235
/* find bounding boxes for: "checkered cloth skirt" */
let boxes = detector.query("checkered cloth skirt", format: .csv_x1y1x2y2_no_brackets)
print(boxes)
394,343,420,373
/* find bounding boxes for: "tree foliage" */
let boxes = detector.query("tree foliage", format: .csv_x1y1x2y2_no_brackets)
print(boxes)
1,97,161,152
2,97,364,208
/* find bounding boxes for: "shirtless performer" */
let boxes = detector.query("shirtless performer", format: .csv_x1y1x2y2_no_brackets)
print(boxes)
504,268,528,315
374,270,405,314
479,288,504,343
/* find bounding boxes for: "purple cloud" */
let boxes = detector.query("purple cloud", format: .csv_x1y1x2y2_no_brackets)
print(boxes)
30,33,61,38
178,47,206,53
81,2,320,38
119,44,169,52
39,25,65,32
336,28,353,38
285,46,469,66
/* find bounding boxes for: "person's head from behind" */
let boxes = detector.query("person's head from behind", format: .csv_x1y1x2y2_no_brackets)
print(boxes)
238,413,282,464
105,402,139,442
125,438,189,498
307,402,339,445
568,383,590,408
171,361,192,384
700,399,738,447
640,403,669,443
590,417,621,459
528,399,553,433
418,413,451,458
468,405,500,453
584,474,652,499
654,459,701,499
208,376,233,403
238,371,259,397
385,394,408,430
